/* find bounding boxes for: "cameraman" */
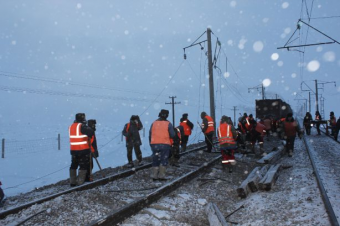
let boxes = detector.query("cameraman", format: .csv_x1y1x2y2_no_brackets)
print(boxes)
86,119,99,182
122,115,144,167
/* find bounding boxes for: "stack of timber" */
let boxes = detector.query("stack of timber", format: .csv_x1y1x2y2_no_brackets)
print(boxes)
237,165,269,198
237,163,282,198
257,145,285,164
258,164,282,191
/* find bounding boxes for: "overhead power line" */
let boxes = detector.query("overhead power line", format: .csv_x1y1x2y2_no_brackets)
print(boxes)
0,71,167,97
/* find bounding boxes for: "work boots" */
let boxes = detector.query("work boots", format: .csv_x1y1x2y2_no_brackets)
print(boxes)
172,158,180,167
158,165,167,180
69,169,77,187
77,170,88,186
181,143,187,153
151,167,159,181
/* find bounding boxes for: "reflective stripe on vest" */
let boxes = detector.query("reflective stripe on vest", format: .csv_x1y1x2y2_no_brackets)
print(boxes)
222,159,236,164
218,123,235,145
202,115,214,134
69,123,90,151
180,120,192,136
150,121,171,145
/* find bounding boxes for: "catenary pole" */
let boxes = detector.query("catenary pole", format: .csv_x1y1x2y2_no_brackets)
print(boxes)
207,28,216,136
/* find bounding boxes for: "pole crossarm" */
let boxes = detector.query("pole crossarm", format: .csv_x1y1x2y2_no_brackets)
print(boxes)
277,19,340,50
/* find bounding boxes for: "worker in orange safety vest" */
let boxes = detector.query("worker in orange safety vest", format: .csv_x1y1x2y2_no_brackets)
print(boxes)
200,111,215,153
149,109,175,181
69,113,94,186
179,113,194,152
218,115,237,173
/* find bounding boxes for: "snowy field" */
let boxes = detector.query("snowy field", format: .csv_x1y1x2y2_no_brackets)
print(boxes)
0,122,155,197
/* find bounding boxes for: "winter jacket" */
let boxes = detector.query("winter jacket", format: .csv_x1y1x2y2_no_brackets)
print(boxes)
218,123,237,149
283,117,301,137
149,118,175,146
303,113,313,127
201,115,214,134
122,119,143,147
69,122,94,155
180,119,194,136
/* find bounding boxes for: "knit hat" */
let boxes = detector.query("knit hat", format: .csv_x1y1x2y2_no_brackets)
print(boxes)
200,112,207,119
182,113,188,119
159,109,169,119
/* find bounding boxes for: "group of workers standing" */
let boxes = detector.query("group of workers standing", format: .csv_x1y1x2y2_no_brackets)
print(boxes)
69,108,322,185
303,110,340,140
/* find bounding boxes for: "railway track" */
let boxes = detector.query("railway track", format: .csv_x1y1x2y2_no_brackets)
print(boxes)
302,128,340,226
0,143,224,225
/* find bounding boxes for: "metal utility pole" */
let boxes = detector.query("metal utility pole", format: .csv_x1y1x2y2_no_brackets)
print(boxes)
314,79,336,114
165,96,181,127
232,106,239,126
315,80,319,113
248,83,265,100
308,92,311,113
207,28,216,135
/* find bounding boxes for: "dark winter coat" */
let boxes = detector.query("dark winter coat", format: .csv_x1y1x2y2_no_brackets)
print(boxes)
303,113,313,127
122,119,143,147
283,117,301,137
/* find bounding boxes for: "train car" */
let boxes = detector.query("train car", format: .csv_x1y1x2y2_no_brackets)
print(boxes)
255,99,292,120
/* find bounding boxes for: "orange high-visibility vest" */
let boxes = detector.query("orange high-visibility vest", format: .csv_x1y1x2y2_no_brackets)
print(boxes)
180,120,192,136
218,123,236,145
69,123,90,151
150,121,171,145
202,115,214,134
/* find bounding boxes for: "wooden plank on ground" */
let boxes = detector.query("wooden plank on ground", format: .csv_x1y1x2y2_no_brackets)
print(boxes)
257,146,285,164
258,164,282,191
205,202,229,226
247,165,270,192
237,165,270,198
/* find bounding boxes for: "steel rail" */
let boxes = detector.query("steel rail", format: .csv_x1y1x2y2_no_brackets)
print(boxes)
87,155,221,226
302,135,339,226
0,145,208,220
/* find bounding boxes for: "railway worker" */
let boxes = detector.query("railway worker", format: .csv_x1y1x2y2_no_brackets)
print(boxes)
315,111,322,135
69,113,94,186
85,119,99,182
149,109,175,181
244,114,255,151
250,120,266,155
303,112,313,136
276,117,286,139
282,113,302,157
169,125,183,167
200,111,215,153
329,111,337,136
263,115,272,140
0,181,4,204
335,117,340,141
218,116,237,173
179,113,194,152
122,115,144,168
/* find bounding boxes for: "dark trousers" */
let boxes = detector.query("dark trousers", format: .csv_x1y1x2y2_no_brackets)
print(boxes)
181,135,189,152
285,136,296,153
205,133,214,152
305,125,311,135
316,123,321,135
127,144,142,163
70,153,90,171
170,144,180,160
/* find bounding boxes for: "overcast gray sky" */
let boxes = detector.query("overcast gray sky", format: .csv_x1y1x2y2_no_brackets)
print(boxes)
1,0,340,136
